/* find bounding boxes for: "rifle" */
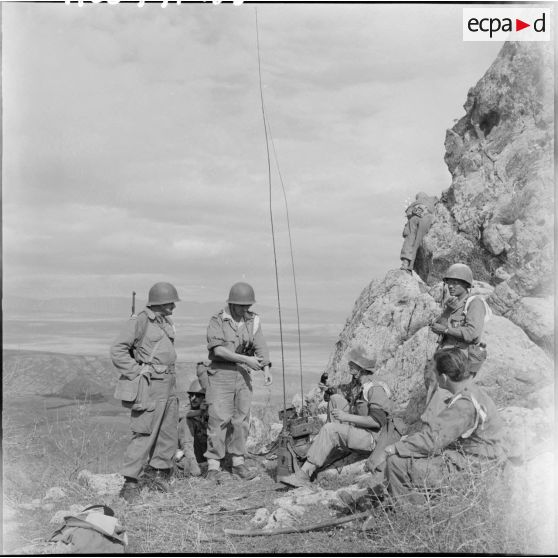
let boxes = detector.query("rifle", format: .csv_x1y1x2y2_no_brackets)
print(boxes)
131,291,136,318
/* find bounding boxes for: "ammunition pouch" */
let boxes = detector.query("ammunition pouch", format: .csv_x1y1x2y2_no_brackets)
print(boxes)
467,343,487,375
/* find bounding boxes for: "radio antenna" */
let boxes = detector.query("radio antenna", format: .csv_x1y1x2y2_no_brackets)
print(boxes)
255,9,288,427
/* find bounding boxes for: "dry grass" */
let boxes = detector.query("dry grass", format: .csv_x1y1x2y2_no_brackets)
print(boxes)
3,397,554,555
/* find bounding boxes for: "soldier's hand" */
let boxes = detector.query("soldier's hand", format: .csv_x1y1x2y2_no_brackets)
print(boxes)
430,322,447,335
263,369,272,386
243,355,263,370
366,452,387,473
331,408,349,422
446,296,461,311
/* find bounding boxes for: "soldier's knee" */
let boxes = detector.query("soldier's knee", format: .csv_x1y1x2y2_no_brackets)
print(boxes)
385,454,406,475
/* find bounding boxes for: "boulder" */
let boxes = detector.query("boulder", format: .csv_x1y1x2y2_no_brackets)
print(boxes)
324,271,553,429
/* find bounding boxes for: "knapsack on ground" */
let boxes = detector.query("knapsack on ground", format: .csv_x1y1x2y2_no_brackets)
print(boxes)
49,504,128,554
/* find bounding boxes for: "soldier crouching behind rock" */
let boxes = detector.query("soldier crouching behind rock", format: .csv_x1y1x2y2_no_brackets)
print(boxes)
111,282,181,504
175,378,208,477
279,347,401,488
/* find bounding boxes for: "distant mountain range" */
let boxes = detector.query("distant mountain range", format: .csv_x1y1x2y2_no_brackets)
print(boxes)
3,296,347,326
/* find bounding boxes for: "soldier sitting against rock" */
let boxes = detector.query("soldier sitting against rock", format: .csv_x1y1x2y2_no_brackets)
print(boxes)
400,192,437,273
279,347,398,488
175,379,208,477
362,348,506,513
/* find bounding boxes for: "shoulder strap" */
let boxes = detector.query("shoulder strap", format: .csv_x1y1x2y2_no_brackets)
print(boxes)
133,311,149,348
251,314,260,337
362,380,391,402
131,311,164,364
448,393,488,438
464,295,492,323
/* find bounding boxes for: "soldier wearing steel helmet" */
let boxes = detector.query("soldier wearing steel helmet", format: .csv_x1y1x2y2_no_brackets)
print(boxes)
279,347,397,489
204,282,272,482
422,263,489,424
175,378,208,477
110,282,181,503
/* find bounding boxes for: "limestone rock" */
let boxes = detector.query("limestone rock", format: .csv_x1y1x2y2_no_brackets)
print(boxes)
246,417,283,453
250,507,270,528
325,271,553,428
77,470,124,496
325,270,439,388
263,506,303,531
475,316,553,408
419,42,553,349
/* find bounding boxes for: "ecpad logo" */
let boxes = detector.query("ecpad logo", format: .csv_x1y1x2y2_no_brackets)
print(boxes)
463,8,550,41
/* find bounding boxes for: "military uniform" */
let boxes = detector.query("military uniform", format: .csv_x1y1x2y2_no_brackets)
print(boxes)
305,381,394,470
386,382,505,505
178,404,208,463
204,308,271,462
400,193,436,270
423,294,487,424
111,308,178,479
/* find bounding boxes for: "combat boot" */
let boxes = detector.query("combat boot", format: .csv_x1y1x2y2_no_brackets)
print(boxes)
119,479,140,504
232,463,257,481
205,468,222,482
176,449,202,477
278,469,311,488
143,467,172,492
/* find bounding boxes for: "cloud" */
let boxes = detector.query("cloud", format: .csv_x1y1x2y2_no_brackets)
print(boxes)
3,3,503,312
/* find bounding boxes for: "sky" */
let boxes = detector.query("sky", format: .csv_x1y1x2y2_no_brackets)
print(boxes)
2,2,503,313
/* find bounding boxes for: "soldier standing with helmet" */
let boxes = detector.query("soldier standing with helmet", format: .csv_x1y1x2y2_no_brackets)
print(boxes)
111,282,181,503
204,282,272,482
422,263,489,424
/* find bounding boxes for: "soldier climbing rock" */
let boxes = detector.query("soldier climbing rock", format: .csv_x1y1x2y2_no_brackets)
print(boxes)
204,282,272,482
400,192,437,273
111,282,181,503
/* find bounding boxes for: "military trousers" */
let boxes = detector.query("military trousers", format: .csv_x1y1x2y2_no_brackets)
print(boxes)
204,367,252,461
385,451,499,506
400,214,433,266
179,416,208,463
306,394,375,468
121,395,179,480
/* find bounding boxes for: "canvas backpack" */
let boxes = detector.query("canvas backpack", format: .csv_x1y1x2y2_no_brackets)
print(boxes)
49,504,128,554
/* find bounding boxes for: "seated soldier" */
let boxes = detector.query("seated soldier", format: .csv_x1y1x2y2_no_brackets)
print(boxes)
366,347,506,508
175,379,208,477
279,347,396,488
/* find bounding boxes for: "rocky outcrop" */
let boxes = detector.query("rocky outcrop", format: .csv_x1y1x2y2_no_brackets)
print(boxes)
414,42,554,353
323,270,554,444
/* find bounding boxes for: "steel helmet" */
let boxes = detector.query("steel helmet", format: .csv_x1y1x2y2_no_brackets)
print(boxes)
347,346,376,374
147,282,180,306
187,379,205,395
226,282,256,305
443,264,473,287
